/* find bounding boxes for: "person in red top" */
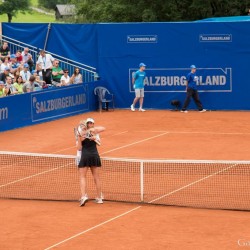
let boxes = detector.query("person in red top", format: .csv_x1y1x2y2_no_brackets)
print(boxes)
15,50,23,63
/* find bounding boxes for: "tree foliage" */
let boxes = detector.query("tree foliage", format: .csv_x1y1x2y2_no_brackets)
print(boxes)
70,0,250,23
38,0,69,10
0,0,30,22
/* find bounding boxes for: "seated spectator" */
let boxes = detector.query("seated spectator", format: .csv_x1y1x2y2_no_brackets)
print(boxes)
23,75,36,93
9,54,21,75
0,57,10,73
70,67,83,84
52,60,63,84
13,76,24,94
60,69,71,86
0,81,7,97
21,47,34,72
20,63,31,83
0,67,10,82
15,50,23,63
0,42,10,61
32,70,46,88
5,75,18,95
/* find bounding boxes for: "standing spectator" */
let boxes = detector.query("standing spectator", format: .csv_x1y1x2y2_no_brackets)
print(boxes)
0,67,10,83
60,69,71,86
52,60,63,84
20,63,31,83
0,57,10,73
13,76,24,94
181,65,206,113
36,50,55,86
5,76,18,95
70,67,83,84
130,62,147,112
23,75,36,93
76,118,105,206
21,48,34,72
0,81,7,97
0,42,10,61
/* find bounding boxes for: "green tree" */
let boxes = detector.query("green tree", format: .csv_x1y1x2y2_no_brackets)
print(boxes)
0,0,30,23
71,0,250,23
38,0,69,9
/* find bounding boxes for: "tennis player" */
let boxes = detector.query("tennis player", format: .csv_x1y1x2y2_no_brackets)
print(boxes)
181,65,206,113
76,118,105,206
130,62,146,112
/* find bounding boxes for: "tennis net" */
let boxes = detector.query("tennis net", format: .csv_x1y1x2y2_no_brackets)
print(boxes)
0,151,250,211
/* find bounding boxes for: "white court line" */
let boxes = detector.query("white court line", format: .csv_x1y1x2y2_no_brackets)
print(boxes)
52,131,129,154
0,163,72,189
149,163,238,204
100,132,169,155
44,206,142,250
44,161,238,249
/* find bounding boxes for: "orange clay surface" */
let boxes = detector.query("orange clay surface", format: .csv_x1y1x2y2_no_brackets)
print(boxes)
1,110,250,250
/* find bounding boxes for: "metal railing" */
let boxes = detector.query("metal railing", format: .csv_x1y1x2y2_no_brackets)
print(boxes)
1,35,97,82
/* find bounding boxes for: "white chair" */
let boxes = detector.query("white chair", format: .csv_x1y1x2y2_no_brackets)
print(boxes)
94,86,114,112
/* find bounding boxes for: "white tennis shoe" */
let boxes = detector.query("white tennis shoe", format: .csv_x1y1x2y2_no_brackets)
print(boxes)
181,110,188,113
139,108,145,112
130,104,135,111
79,194,88,207
95,198,104,204
199,109,207,113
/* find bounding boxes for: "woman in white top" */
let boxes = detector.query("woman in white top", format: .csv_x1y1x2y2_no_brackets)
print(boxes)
60,69,71,86
70,67,83,84
0,57,10,73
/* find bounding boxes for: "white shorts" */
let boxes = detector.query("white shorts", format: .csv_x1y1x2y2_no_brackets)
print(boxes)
135,88,144,97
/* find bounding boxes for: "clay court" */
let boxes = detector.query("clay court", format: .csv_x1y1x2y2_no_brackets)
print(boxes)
1,110,250,250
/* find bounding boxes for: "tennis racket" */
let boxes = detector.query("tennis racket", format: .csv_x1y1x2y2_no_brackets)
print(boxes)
85,131,101,146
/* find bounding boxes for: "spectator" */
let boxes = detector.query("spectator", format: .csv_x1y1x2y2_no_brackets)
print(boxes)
0,57,10,73
21,47,34,72
70,67,83,84
32,70,46,88
15,50,23,63
0,67,10,83
60,69,71,86
20,63,31,83
0,42,10,61
0,81,7,97
36,50,54,86
13,76,24,94
9,54,21,75
23,75,36,93
52,60,63,84
5,75,18,95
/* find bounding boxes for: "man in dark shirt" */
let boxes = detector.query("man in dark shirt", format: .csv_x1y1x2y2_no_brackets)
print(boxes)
0,67,10,83
0,42,10,61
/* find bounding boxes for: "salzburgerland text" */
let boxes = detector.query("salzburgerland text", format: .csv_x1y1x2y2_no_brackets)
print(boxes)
0,107,8,120
128,68,232,92
33,94,86,114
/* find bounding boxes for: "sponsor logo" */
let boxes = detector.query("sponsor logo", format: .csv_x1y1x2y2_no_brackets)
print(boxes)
238,238,250,247
0,107,8,120
199,34,232,42
129,68,232,92
127,35,158,43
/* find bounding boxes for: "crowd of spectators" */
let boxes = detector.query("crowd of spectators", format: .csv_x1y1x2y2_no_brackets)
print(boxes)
0,42,83,98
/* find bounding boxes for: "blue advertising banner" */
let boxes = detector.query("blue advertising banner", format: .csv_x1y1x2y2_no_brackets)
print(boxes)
0,83,93,132
128,67,232,93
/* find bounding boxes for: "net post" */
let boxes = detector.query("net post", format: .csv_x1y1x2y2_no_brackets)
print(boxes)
140,161,144,202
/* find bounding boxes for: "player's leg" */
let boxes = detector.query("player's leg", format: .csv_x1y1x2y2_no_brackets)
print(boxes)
139,89,145,111
79,167,88,206
90,167,103,203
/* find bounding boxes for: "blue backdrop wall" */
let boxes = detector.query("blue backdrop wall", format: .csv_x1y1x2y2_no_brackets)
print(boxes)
2,21,250,112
